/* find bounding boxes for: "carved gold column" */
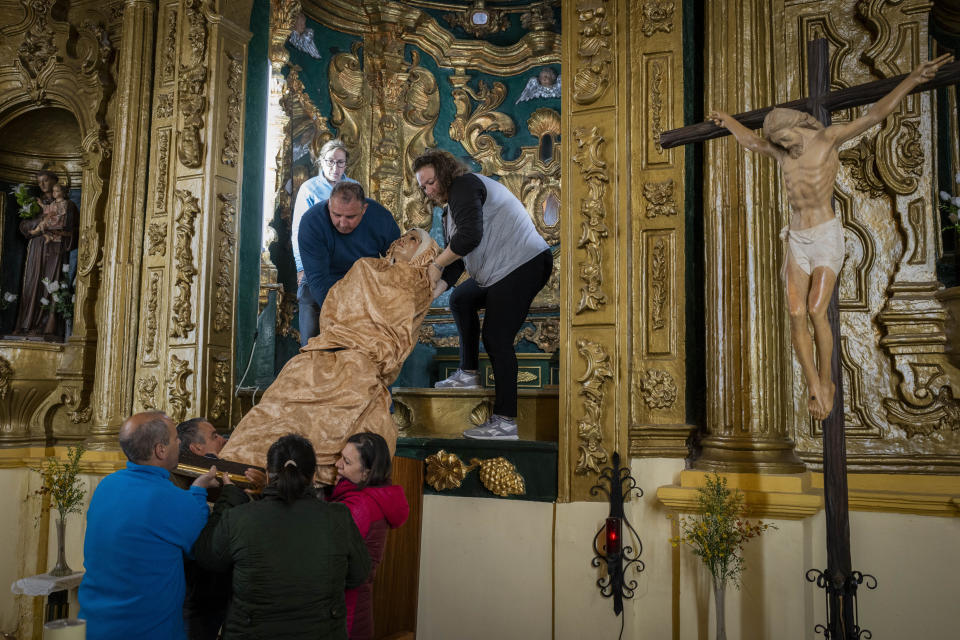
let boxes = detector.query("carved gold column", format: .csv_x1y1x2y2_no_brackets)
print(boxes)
627,0,692,458
697,0,804,473
132,0,253,430
87,0,156,448
560,0,632,501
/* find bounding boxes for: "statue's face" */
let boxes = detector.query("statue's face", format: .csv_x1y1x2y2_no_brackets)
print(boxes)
321,148,347,183
769,127,805,156
51,184,66,201
388,230,423,263
538,68,557,87
37,174,55,194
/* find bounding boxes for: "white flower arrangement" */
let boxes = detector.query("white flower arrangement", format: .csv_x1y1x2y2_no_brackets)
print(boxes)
939,172,960,231
0,291,17,310
39,276,73,319
11,184,40,219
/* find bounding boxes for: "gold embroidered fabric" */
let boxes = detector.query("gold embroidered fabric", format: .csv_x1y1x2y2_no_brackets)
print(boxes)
220,235,439,483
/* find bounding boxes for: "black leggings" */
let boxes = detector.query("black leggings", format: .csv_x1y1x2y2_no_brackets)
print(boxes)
449,249,553,417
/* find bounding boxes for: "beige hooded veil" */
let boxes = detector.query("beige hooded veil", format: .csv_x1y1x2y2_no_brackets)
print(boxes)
219,229,440,482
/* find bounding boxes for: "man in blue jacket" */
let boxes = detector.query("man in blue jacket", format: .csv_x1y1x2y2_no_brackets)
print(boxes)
297,181,400,344
79,411,219,640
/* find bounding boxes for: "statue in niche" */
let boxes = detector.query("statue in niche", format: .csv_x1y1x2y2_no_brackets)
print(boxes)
288,13,320,59
516,67,561,104
708,53,952,419
14,171,78,340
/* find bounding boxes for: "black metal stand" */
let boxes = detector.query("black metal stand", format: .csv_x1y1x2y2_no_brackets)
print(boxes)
806,568,877,639
590,452,645,616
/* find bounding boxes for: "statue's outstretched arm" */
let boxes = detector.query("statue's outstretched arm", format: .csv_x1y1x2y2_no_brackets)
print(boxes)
827,53,953,145
709,110,782,159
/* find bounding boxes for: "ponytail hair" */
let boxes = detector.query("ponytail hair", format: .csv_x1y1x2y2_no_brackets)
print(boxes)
266,434,317,504
345,432,392,488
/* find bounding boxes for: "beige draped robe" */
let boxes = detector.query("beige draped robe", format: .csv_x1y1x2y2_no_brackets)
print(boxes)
220,238,439,482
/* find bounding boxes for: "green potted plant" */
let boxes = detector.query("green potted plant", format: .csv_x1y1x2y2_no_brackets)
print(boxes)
669,474,775,640
32,445,86,576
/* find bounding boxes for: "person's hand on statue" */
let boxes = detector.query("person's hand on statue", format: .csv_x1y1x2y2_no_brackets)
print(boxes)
191,465,220,489
431,279,448,299
427,262,442,288
909,53,953,85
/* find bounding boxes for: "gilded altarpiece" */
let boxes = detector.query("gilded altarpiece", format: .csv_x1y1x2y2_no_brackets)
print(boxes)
0,0,118,444
133,0,253,430
627,0,692,460
775,0,960,472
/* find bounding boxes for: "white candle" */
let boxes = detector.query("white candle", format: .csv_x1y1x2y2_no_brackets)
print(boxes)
43,618,85,640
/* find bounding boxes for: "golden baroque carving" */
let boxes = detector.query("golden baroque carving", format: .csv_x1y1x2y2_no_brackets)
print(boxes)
269,0,300,66
16,0,58,100
171,189,199,338
391,400,413,435
177,0,209,168
474,456,526,497
424,450,525,497
77,225,101,277
894,119,923,180
145,271,161,359
640,368,678,409
572,127,609,314
277,289,301,344
425,450,470,491
650,238,668,330
883,363,960,438
838,135,887,199
137,375,158,411
221,50,243,167
167,355,192,422
156,93,174,119
444,6,508,38
418,324,459,348
643,179,677,218
155,129,171,213
162,9,178,83
147,222,167,256
469,400,494,426
518,318,560,353
576,338,612,475
214,193,237,333
650,60,665,153
285,65,333,162
640,0,675,37
450,79,514,166
0,356,12,399
573,3,612,105
209,355,229,421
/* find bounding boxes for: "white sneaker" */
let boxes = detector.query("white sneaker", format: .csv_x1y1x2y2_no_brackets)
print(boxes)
463,415,518,440
434,369,481,389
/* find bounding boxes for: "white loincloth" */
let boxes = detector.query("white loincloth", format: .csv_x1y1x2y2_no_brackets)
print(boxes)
780,216,845,279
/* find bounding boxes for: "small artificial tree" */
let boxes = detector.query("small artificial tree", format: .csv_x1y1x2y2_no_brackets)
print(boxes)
32,445,86,576
669,474,776,640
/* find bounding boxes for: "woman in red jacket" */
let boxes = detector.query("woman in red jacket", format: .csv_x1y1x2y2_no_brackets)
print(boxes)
332,432,410,639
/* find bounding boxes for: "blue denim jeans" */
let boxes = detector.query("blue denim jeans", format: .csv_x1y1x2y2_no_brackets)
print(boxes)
297,277,321,347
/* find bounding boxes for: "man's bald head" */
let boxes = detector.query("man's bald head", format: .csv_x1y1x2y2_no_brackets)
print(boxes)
119,411,179,469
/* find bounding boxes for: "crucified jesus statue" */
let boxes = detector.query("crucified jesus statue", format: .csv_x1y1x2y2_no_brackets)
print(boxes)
709,52,953,420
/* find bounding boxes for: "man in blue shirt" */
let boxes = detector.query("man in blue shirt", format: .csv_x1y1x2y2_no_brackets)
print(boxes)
79,412,219,640
292,139,358,343
297,180,400,344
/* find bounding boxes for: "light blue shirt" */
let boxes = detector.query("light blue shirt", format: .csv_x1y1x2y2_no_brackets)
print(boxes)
292,174,357,272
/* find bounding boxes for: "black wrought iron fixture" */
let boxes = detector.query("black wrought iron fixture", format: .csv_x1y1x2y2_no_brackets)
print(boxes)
805,568,877,639
590,452,645,616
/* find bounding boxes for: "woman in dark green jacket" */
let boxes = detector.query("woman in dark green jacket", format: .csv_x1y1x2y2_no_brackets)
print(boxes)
194,434,371,640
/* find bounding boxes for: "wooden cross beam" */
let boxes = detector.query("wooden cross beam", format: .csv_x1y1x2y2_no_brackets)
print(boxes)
659,58,960,149
660,39,955,639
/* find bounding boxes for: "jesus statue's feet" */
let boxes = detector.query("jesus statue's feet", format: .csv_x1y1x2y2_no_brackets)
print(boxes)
807,380,835,420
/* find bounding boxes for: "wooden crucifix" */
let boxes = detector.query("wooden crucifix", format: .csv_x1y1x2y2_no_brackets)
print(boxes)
661,39,958,639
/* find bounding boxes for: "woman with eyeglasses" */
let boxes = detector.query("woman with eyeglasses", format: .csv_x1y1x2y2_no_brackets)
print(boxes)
292,139,360,344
